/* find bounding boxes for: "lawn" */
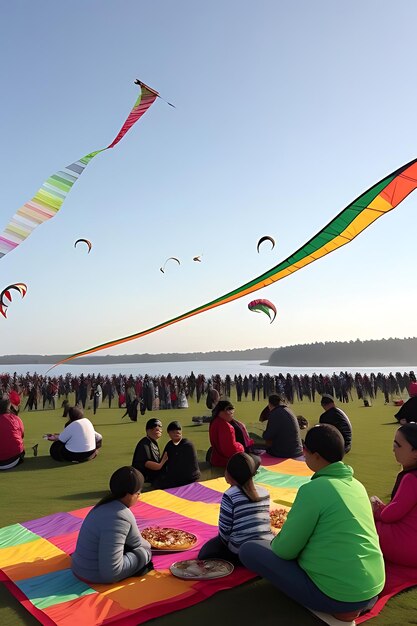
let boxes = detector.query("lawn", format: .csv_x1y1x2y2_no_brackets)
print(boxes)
0,390,415,625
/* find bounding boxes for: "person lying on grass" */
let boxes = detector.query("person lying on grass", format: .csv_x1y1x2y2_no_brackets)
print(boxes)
371,422,417,567
72,466,153,584
198,452,273,564
240,424,385,623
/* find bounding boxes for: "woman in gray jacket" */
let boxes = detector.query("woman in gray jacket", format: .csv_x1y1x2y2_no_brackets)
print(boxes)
71,466,153,583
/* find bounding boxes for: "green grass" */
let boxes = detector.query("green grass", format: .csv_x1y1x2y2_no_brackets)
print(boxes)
0,391,416,625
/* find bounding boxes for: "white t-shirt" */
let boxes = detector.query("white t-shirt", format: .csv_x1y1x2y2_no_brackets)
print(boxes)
59,418,101,453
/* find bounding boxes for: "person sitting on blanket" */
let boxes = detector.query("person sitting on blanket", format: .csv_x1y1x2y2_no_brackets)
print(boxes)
394,382,417,424
370,423,417,567
208,401,254,467
132,418,168,484
240,424,385,622
198,452,273,564
0,396,25,470
72,466,153,583
160,421,200,488
253,394,303,458
47,406,102,463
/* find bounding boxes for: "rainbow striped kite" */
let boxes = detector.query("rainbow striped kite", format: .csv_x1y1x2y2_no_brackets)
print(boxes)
0,81,158,259
55,156,417,366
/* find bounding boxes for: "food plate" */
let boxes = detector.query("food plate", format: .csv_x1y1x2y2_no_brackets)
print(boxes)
141,527,198,552
170,559,234,580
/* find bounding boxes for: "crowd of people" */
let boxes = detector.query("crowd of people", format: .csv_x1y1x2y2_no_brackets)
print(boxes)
1,372,417,623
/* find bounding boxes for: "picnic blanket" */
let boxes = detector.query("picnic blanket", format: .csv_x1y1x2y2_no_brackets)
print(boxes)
0,457,416,625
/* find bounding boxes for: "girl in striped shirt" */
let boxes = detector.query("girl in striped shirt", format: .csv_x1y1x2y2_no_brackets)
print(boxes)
198,452,273,564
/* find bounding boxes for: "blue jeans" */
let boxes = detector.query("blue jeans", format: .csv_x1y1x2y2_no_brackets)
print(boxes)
239,540,377,613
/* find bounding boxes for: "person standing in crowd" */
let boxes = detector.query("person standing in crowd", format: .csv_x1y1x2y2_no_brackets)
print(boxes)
161,421,200,487
371,423,417,567
132,418,168,484
261,394,303,458
240,425,384,622
319,394,352,453
199,452,273,564
0,396,25,470
72,466,153,583
394,382,417,424
47,406,102,463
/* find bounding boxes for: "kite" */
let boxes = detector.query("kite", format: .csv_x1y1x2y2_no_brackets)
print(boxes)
0,80,160,260
248,298,277,323
193,255,202,262
257,235,275,253
160,257,181,273
0,283,27,318
52,155,417,366
74,238,92,253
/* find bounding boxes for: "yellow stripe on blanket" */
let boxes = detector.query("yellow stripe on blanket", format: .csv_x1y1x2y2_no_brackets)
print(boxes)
0,538,66,577
141,491,220,526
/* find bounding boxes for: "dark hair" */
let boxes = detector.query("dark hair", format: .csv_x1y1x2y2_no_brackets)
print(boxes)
212,400,234,418
304,424,345,463
320,394,335,406
95,466,144,508
146,418,162,430
268,394,285,407
398,423,417,450
68,406,84,422
167,420,182,432
0,398,10,414
226,453,264,502
297,415,309,430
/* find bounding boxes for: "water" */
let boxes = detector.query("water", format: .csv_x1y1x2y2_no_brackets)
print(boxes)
1,361,416,378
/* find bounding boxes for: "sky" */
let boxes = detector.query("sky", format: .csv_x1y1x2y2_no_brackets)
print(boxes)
1,0,417,358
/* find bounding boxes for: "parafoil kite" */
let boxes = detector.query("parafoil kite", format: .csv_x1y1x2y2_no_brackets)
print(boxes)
74,238,92,253
0,80,161,260
160,257,181,273
257,235,275,253
51,155,417,366
248,299,277,323
0,283,27,318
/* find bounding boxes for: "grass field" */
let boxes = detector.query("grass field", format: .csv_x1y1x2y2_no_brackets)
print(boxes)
0,391,415,625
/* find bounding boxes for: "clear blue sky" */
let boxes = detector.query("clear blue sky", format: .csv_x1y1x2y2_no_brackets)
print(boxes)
1,0,417,357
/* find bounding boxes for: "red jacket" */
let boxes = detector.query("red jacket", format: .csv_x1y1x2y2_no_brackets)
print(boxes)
0,412,24,461
209,417,244,467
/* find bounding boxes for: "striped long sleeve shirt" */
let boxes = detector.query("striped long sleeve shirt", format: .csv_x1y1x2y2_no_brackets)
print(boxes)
219,485,274,553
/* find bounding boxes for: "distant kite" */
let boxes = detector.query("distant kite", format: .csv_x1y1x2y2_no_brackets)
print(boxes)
74,238,92,253
0,283,27,318
160,257,181,273
0,80,161,260
52,156,417,365
257,235,275,253
248,299,277,323
193,255,202,262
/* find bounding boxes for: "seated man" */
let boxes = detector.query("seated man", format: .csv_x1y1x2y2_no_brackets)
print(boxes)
394,382,417,424
262,394,303,458
161,421,200,488
132,418,168,484
0,396,25,470
319,394,352,453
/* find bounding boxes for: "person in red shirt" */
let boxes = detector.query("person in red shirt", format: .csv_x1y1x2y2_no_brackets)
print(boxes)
208,401,246,467
0,396,25,470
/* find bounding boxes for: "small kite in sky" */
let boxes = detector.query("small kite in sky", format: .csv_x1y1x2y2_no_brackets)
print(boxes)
0,80,161,261
160,257,181,273
74,238,92,253
257,235,275,253
193,255,202,262
51,155,417,365
248,298,277,323
0,283,27,318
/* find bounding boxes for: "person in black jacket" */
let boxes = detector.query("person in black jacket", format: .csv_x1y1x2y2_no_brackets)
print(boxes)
132,418,167,484
395,382,417,424
161,421,200,488
319,394,352,453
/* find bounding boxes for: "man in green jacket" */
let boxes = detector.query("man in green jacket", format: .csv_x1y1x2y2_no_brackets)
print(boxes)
240,424,385,621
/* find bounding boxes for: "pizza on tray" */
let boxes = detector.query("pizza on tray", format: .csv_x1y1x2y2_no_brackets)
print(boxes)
141,526,197,551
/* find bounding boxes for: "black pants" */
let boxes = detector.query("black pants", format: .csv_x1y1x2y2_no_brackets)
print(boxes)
50,441,96,463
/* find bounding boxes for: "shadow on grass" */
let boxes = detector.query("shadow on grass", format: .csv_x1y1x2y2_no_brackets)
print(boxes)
381,422,401,425
59,490,108,501
184,424,209,430
7,456,64,471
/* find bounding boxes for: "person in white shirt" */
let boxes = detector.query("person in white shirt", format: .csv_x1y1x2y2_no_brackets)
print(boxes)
48,406,102,463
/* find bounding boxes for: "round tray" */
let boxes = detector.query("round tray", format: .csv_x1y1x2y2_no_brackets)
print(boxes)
170,558,234,580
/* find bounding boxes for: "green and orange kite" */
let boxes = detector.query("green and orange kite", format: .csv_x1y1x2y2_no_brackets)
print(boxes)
55,156,417,366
